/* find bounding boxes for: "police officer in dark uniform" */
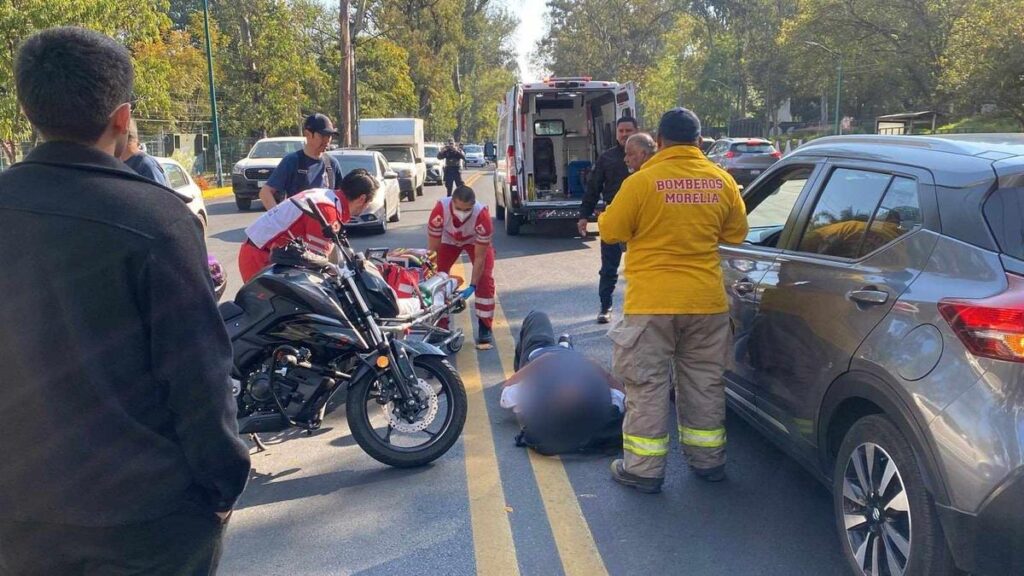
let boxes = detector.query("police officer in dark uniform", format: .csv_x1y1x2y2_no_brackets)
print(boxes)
259,113,346,209
437,138,466,197
578,116,638,324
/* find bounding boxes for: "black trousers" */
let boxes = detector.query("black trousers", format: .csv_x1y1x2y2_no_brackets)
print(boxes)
443,167,464,197
514,310,558,371
0,507,225,576
599,241,624,311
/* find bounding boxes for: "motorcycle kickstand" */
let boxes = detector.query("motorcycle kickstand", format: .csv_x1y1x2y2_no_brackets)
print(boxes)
250,433,269,453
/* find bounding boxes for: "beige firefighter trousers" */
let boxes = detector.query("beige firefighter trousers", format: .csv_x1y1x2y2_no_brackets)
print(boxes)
609,313,730,479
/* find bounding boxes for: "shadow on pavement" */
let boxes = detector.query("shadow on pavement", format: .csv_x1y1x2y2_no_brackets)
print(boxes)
236,465,433,510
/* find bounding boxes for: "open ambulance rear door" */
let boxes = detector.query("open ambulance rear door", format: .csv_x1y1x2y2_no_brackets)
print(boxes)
615,82,637,120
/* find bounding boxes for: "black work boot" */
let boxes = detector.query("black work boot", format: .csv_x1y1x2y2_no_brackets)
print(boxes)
476,320,494,350
610,459,663,494
692,464,726,482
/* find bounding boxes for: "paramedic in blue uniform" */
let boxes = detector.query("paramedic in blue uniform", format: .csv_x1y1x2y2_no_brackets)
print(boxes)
577,116,638,324
259,113,346,209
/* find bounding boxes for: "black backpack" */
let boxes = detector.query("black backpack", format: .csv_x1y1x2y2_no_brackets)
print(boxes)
513,373,623,456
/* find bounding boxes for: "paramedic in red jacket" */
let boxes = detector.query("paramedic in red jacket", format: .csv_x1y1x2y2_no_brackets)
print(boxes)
428,184,496,348
238,170,378,282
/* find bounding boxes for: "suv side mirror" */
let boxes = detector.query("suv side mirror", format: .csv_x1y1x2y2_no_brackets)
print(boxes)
415,157,423,163
384,171,398,179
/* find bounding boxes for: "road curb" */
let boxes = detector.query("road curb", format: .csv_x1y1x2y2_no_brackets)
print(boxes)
203,186,233,200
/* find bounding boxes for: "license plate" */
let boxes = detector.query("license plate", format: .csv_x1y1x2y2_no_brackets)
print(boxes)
257,180,267,188
749,170,761,175
536,209,580,219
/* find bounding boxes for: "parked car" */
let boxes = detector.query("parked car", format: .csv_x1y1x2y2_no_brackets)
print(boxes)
156,157,207,229
706,137,781,186
424,142,443,185
720,134,1024,576
464,144,487,168
327,149,401,234
699,136,717,154
230,136,305,211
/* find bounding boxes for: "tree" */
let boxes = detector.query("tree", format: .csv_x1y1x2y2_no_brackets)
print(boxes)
0,0,170,165
941,0,1024,128
212,0,311,137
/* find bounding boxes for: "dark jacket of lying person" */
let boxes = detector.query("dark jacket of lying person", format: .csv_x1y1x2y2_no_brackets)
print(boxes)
503,311,625,454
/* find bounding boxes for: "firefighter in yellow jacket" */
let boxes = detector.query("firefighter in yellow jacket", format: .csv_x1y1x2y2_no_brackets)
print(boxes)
599,108,749,493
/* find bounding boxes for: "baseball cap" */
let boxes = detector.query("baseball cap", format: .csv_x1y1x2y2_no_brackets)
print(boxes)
303,113,339,136
657,107,701,143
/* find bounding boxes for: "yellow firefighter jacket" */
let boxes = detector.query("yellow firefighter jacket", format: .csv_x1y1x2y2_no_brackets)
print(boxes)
598,145,749,315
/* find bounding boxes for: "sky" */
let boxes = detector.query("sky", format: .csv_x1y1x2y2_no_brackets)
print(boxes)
502,0,548,82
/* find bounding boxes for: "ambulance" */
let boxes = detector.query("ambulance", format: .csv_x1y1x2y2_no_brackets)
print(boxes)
493,77,637,235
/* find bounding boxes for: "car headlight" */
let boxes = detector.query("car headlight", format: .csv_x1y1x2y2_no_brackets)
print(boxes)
232,163,243,175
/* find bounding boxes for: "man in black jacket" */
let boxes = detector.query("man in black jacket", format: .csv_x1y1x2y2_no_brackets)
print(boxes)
577,117,638,323
437,138,466,197
0,27,250,575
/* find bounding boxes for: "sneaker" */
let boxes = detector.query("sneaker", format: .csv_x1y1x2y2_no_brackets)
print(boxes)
557,333,572,348
476,321,494,350
692,464,726,482
610,459,663,494
597,309,612,324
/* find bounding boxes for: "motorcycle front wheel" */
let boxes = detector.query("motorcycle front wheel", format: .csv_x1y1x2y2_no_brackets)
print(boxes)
347,356,467,468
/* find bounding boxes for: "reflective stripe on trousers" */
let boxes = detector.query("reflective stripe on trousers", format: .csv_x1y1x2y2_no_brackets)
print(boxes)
622,433,669,457
679,426,726,449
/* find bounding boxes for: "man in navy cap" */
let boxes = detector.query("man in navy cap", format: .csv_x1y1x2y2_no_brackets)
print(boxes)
599,107,748,493
259,113,346,209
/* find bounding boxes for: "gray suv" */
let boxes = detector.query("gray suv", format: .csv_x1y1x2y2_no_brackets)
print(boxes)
721,134,1023,576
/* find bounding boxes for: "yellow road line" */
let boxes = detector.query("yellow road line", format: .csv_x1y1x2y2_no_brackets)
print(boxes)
465,172,483,187
491,299,610,576
452,260,520,576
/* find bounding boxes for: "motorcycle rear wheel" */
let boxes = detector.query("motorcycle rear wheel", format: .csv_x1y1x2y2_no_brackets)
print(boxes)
347,356,467,467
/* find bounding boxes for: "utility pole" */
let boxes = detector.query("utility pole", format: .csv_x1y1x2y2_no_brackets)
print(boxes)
201,0,224,185
805,41,843,136
339,0,353,147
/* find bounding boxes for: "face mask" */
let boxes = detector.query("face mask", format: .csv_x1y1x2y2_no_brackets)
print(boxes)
453,209,472,221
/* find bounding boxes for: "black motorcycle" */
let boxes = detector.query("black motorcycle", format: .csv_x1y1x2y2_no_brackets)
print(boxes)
219,199,467,467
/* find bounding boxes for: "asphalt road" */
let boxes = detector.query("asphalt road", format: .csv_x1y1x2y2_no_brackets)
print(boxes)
207,170,848,576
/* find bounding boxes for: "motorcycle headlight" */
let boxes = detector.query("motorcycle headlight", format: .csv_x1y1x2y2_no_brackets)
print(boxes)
232,163,243,175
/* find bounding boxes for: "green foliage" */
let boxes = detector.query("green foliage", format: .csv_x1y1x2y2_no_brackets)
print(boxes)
940,0,1024,129
538,0,1018,136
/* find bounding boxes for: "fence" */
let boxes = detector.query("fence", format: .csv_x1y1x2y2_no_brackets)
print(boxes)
0,135,259,181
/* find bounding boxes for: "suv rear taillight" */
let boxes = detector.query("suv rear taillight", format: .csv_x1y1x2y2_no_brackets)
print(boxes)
771,150,782,159
724,150,738,159
938,273,1024,362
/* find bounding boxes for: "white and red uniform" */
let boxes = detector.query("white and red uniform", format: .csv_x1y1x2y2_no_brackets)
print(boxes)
238,188,348,282
428,197,496,327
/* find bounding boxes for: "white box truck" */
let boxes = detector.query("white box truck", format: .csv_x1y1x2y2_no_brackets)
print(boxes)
493,77,637,235
359,118,426,201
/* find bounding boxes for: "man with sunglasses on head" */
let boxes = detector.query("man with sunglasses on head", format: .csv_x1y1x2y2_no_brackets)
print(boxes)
0,27,250,574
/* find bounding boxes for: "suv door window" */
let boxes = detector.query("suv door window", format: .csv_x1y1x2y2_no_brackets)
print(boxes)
796,168,891,258
742,164,815,247
858,176,922,256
